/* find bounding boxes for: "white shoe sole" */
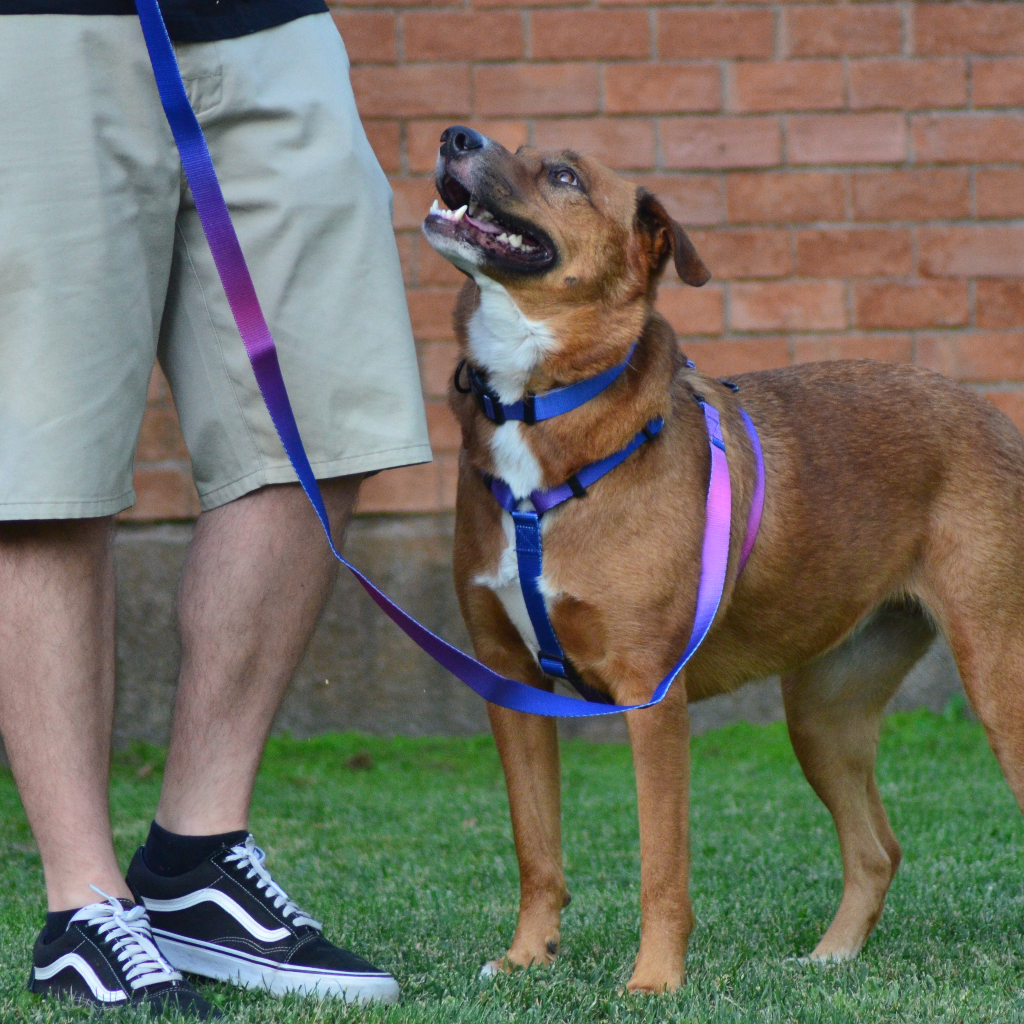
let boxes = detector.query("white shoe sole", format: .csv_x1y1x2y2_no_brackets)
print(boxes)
153,931,400,1003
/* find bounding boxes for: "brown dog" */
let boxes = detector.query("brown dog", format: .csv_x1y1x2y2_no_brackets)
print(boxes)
421,126,1024,993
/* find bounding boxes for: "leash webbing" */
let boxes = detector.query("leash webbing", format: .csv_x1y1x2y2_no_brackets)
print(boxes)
135,0,734,717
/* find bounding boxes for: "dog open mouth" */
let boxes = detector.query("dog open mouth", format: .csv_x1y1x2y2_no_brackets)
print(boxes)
424,173,555,271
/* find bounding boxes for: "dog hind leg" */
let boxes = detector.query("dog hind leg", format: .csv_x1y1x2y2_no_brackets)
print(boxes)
782,601,936,960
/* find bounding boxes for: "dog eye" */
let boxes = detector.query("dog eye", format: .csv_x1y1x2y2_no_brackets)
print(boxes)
552,168,578,186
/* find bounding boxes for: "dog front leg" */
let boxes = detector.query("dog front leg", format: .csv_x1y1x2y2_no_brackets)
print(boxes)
624,683,693,992
486,693,568,973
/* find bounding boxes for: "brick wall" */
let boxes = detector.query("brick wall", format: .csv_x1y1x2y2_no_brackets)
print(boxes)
126,0,1024,519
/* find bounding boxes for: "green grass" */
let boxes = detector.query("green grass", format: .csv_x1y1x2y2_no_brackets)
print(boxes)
3,706,1024,1022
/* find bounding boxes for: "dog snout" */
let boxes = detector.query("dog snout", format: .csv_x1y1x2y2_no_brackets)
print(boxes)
439,126,487,161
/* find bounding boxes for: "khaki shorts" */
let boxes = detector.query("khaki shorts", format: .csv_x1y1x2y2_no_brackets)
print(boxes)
0,12,431,519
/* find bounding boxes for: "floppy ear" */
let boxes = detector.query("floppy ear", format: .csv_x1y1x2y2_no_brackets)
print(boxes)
635,189,711,287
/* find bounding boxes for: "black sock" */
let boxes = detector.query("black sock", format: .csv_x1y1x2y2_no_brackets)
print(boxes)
42,908,78,944
143,820,249,878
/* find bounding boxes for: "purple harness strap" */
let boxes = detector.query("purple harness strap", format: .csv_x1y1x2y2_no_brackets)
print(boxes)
137,0,749,716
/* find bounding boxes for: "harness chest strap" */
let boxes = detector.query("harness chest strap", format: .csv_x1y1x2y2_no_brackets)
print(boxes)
138,0,752,716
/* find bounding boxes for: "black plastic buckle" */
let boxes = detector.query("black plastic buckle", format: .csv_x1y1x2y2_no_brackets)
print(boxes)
453,359,472,394
464,362,507,425
567,474,587,499
720,379,740,392
522,394,537,425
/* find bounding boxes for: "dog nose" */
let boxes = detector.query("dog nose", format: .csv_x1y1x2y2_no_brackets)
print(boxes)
440,126,486,160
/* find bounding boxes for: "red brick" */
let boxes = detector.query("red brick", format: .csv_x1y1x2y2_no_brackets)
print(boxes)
976,169,1024,220
137,407,188,461
475,64,599,116
147,364,170,403
334,0,456,9
917,333,1024,382
632,175,725,226
974,58,1024,107
688,228,793,279
655,283,725,336
729,60,844,113
914,4,1024,56
984,391,1024,437
727,170,845,223
332,12,396,63
363,121,400,173
425,400,462,452
403,11,522,61
532,10,649,60
796,228,912,277
604,64,720,115
791,334,913,364
351,65,470,118
659,10,774,59
854,280,969,329
680,339,790,375
390,177,436,231
788,114,907,165
730,281,846,331
977,280,1024,330
419,340,461,397
913,114,1024,164
533,118,655,171
418,237,466,286
848,58,966,110
850,168,969,222
406,287,459,340
125,467,200,521
920,227,1024,278
786,5,902,57
661,116,781,170
357,462,443,513
406,119,528,174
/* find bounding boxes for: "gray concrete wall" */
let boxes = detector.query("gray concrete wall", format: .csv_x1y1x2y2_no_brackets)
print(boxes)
111,516,965,748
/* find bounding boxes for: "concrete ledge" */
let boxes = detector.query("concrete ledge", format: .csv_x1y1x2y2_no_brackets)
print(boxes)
109,516,966,747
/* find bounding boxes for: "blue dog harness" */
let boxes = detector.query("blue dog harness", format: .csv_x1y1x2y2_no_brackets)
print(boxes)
476,354,765,703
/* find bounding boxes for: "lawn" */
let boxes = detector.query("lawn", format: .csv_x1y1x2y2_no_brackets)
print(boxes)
2,705,1024,1023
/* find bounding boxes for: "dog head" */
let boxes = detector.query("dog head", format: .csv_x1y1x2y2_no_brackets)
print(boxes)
422,126,710,314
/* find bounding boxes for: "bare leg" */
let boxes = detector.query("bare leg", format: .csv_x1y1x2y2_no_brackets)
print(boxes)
155,477,361,835
624,683,692,993
0,518,130,910
782,604,934,960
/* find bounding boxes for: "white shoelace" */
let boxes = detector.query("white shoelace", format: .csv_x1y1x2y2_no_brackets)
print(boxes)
73,888,182,990
223,836,322,931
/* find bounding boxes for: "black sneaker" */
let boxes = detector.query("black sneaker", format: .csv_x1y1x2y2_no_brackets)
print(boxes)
126,834,399,1003
28,893,217,1017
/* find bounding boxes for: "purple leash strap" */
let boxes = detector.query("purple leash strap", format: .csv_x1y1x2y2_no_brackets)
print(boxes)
136,0,733,717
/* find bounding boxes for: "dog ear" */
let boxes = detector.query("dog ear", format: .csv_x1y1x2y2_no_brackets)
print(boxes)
635,189,711,287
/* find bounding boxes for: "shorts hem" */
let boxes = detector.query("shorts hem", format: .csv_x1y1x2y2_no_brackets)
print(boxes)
0,490,136,521
197,443,434,512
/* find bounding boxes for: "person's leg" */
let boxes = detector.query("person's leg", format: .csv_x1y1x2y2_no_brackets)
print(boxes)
0,518,131,910
154,476,361,834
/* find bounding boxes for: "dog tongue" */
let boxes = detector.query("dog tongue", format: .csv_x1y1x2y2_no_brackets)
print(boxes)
466,213,501,234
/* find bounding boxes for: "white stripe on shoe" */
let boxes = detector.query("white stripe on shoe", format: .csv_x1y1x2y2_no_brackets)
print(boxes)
141,890,291,943
152,931,400,1002
33,955,128,1004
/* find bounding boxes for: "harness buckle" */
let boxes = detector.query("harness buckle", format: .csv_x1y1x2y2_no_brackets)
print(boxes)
522,394,537,425
566,474,587,499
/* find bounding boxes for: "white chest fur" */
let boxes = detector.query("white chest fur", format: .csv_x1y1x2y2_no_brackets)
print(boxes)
468,273,559,657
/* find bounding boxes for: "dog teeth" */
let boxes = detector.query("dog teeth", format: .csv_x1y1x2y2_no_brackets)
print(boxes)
452,205,468,222
508,234,523,249
497,233,509,243
429,199,470,223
